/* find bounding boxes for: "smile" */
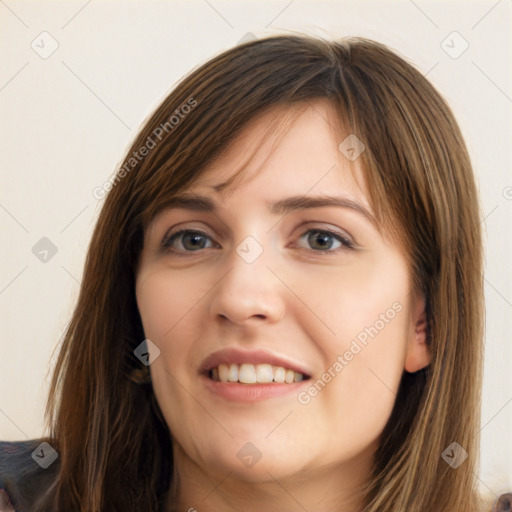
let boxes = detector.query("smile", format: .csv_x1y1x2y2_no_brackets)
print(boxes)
209,363,305,384
200,348,312,401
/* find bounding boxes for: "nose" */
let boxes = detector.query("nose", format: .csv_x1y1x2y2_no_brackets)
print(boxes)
209,242,286,326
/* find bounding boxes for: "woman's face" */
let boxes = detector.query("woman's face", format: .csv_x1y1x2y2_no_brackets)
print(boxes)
136,100,430,491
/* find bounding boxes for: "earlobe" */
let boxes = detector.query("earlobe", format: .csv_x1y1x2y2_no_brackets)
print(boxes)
404,294,432,373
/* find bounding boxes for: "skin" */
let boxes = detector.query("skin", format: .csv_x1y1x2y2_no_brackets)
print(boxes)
135,99,431,512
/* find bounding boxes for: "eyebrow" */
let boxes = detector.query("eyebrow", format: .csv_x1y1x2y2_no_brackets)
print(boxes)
161,193,377,225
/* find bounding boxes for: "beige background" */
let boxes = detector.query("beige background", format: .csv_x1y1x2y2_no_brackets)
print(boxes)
1,0,511,498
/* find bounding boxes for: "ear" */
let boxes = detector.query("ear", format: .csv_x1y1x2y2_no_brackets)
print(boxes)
404,293,431,373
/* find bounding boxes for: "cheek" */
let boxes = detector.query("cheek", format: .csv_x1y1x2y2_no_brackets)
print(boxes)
290,247,410,358
136,270,207,439
324,304,409,437
136,266,213,385
294,309,409,464
135,270,202,403
136,268,206,342
294,253,410,434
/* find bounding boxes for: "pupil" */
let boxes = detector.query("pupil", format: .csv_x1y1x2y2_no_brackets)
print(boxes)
309,231,332,250
184,233,205,250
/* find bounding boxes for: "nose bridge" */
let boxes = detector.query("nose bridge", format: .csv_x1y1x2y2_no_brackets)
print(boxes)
210,232,285,324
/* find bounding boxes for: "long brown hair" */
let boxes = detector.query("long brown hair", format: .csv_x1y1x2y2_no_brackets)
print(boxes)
36,34,486,511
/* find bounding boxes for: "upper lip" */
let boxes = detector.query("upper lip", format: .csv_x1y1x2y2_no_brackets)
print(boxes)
199,347,312,378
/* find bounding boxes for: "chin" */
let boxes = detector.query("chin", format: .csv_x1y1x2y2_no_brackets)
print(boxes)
194,435,309,482
211,453,301,483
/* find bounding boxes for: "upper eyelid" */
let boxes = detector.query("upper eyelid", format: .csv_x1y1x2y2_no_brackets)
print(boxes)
162,222,353,239
159,215,355,234
162,226,355,251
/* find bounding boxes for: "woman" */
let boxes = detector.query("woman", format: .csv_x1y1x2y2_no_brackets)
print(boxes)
1,34,510,512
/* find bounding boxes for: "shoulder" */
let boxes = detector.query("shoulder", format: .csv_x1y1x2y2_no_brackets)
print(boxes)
0,438,59,512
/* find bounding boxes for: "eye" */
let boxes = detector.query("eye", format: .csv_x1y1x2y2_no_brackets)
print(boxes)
297,229,354,252
160,227,354,255
161,229,216,253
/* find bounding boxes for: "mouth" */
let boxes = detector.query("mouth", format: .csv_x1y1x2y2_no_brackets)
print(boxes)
207,363,308,384
199,348,312,400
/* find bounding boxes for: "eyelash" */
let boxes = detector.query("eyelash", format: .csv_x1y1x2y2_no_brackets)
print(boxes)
160,228,355,256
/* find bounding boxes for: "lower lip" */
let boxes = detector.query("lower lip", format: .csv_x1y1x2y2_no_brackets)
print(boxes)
201,374,309,402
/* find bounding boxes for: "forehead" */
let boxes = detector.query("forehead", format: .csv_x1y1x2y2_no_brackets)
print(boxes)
186,99,371,209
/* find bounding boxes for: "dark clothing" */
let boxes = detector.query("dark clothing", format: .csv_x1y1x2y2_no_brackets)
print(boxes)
0,439,59,512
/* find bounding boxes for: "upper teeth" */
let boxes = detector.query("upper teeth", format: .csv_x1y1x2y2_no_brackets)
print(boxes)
211,363,304,384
